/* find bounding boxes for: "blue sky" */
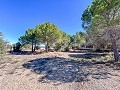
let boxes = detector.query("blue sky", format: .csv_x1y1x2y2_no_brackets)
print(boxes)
0,0,92,44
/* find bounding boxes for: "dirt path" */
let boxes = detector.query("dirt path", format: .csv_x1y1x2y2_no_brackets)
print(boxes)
0,52,120,90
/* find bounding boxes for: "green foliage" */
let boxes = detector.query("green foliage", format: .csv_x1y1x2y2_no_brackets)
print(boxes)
0,32,6,59
24,29,39,46
91,0,120,26
82,0,120,61
13,42,21,52
54,31,86,51
54,31,71,51
35,22,61,52
22,44,32,49
82,0,120,29
75,32,86,46
20,22,72,52
81,6,92,29
81,0,120,45
18,22,89,52
19,35,27,45
19,28,39,52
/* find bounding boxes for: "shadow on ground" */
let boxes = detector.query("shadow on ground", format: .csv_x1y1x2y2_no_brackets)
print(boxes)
22,57,115,84
69,53,108,59
8,51,44,55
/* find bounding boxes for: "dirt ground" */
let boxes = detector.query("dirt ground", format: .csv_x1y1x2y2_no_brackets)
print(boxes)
0,52,120,90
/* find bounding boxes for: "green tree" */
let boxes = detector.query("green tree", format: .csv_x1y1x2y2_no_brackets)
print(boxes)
35,22,60,52
85,15,109,50
13,42,21,52
55,31,71,51
0,32,6,58
82,0,120,61
19,28,39,52
75,32,86,47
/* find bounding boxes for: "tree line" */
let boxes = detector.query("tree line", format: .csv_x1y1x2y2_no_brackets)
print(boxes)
1,0,119,62
18,22,86,52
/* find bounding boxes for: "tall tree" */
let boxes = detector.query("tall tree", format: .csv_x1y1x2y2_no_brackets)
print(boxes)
19,28,39,52
82,0,120,61
35,22,60,52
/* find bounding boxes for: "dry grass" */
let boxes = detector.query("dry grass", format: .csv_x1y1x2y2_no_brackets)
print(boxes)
0,52,119,90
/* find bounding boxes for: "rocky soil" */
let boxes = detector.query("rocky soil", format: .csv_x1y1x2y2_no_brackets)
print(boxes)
0,52,120,90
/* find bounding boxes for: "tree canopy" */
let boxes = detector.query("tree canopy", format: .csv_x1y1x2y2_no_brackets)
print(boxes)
35,22,61,52
19,22,86,52
81,0,120,61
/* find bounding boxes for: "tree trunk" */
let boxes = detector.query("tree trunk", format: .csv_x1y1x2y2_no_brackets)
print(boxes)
113,44,119,62
34,42,36,52
45,42,48,53
111,39,119,62
109,30,119,62
32,41,34,52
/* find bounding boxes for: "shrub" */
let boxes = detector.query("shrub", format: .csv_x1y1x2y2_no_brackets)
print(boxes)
0,32,6,59
13,42,22,52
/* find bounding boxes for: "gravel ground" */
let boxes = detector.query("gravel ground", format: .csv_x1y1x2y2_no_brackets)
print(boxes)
0,52,120,90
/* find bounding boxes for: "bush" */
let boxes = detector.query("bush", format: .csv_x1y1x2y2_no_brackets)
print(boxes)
0,40,6,54
0,32,6,59
13,42,22,52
